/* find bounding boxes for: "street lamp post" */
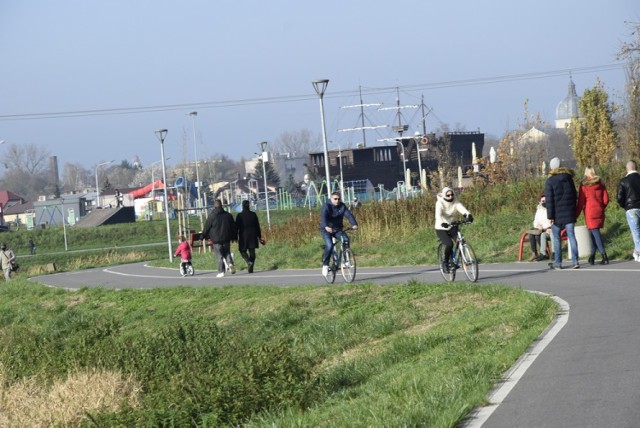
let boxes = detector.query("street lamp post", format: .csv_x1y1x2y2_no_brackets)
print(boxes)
94,160,114,207
259,141,271,230
414,132,425,188
312,79,332,199
155,129,173,263
337,145,344,201
60,198,68,251
188,111,203,210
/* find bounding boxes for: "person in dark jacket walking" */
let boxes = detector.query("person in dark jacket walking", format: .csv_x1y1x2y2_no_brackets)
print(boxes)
202,199,237,277
235,200,263,273
320,191,358,276
545,157,580,269
616,160,640,261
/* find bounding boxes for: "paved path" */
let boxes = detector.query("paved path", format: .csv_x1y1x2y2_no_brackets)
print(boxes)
30,260,640,427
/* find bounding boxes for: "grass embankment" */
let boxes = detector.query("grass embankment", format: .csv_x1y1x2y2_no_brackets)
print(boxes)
0,173,628,425
0,280,555,426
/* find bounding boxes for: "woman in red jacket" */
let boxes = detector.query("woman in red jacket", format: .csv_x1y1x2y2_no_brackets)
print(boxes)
576,167,610,265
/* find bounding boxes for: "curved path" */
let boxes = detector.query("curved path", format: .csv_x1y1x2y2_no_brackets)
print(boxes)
30,260,640,427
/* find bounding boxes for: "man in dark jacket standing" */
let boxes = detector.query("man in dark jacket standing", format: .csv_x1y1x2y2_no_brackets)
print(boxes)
616,160,640,261
235,200,263,273
545,157,580,269
202,199,237,278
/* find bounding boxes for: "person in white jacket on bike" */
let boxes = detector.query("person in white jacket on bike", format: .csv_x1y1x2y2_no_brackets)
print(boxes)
434,187,473,272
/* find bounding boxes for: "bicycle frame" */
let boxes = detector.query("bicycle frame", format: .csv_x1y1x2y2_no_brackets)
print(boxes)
324,229,357,283
438,220,478,283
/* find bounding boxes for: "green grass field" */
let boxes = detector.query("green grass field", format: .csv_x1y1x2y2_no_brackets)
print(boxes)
0,176,630,426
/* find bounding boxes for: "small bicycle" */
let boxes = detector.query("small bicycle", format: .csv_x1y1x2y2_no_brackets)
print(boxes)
437,220,478,282
180,261,194,277
324,228,357,284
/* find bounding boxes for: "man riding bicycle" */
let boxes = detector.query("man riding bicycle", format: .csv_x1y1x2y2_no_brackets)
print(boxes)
320,191,358,276
435,187,473,272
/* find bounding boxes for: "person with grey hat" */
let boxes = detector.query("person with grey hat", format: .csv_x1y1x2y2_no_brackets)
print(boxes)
0,243,16,281
545,157,580,269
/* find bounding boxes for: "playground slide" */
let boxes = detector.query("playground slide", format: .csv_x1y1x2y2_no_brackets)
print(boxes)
129,180,165,199
174,176,198,200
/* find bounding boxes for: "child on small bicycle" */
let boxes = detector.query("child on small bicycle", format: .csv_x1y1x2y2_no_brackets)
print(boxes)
320,191,358,277
174,235,193,277
435,187,473,272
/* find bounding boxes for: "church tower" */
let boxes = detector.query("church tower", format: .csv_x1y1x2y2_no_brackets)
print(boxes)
555,76,580,129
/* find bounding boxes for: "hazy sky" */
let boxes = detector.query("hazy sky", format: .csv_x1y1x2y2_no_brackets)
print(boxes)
1,1,638,172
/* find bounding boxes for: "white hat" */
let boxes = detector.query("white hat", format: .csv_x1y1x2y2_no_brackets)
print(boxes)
549,157,561,170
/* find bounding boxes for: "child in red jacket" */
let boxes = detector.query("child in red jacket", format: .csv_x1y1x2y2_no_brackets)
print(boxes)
174,235,194,276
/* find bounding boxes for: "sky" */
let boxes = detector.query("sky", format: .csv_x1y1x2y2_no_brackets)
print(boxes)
1,0,638,173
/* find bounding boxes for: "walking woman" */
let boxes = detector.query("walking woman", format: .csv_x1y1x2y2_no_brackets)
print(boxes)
576,166,610,264
235,200,264,273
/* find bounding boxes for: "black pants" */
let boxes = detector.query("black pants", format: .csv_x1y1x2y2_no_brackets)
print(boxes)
240,248,256,264
436,227,457,263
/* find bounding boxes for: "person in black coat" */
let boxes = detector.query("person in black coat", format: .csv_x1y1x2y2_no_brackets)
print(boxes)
235,200,263,273
202,199,237,277
544,157,579,269
616,160,640,261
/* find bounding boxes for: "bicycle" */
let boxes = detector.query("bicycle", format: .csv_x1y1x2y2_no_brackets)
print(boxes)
180,261,194,277
324,228,357,283
437,220,478,282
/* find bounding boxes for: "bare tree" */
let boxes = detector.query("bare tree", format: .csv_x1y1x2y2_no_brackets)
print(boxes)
269,129,321,157
617,21,640,158
61,163,91,192
4,143,50,174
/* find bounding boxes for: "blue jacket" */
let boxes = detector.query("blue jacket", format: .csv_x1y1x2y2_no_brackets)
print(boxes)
545,167,577,226
320,201,357,231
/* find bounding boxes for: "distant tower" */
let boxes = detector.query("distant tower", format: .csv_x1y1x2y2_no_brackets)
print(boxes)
555,75,580,129
48,156,59,188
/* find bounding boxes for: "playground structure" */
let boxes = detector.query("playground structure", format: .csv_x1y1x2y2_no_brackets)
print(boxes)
129,180,165,199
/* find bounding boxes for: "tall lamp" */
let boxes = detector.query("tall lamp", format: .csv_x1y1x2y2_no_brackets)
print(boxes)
259,141,271,230
312,79,332,199
188,111,202,209
155,129,173,263
95,160,114,207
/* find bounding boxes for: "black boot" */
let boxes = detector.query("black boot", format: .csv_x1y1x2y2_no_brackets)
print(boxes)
600,254,609,265
248,261,254,273
588,255,595,265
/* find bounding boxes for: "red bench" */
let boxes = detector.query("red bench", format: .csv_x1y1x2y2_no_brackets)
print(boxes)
190,232,212,254
518,228,566,261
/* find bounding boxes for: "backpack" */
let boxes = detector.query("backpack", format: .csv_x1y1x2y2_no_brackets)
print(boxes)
10,260,18,272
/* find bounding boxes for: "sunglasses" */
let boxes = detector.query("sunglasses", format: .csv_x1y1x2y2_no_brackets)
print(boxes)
445,193,453,197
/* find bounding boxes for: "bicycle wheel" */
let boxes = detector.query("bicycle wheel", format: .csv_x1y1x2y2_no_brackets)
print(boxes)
187,264,194,276
437,243,455,282
340,248,357,282
460,243,479,282
324,251,337,284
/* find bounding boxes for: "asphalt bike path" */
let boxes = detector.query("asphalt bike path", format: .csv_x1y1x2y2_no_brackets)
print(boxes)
30,260,640,427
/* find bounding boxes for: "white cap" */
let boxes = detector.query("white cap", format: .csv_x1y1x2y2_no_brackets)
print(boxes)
549,157,561,170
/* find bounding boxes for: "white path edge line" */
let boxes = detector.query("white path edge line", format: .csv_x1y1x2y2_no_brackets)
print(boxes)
460,292,570,428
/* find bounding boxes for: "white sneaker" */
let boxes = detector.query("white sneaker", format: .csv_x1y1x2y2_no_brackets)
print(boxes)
229,264,236,274
216,272,225,278
322,265,329,276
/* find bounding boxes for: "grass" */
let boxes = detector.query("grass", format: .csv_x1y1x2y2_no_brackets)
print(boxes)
0,279,555,427
0,173,630,426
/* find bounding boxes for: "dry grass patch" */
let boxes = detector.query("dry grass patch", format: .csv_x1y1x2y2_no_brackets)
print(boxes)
0,366,142,427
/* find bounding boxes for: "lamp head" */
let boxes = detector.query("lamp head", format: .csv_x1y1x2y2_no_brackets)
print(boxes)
155,129,168,142
312,79,329,96
189,111,197,117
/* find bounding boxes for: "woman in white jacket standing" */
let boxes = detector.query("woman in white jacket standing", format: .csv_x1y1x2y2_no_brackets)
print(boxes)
435,187,473,272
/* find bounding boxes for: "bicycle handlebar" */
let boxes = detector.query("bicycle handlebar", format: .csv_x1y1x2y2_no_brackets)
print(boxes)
445,219,473,227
